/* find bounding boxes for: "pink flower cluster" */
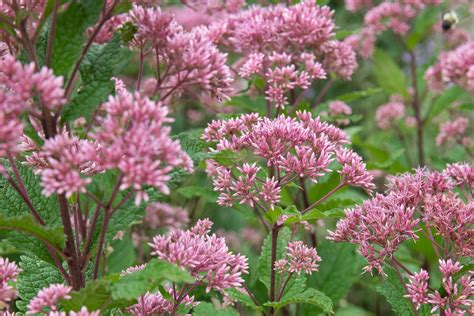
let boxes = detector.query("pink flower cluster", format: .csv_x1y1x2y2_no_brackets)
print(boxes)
328,164,474,274
274,241,321,275
128,5,233,101
344,0,440,58
406,259,472,315
436,117,471,148
0,56,65,157
92,86,193,205
0,257,20,305
144,202,190,230
375,96,405,129
219,0,356,108
328,101,352,116
149,219,249,292
203,112,374,209
126,288,196,315
27,283,100,315
425,41,474,94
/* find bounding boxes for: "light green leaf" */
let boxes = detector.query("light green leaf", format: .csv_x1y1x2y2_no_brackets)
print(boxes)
427,86,467,119
336,88,382,103
264,288,333,314
192,302,239,316
0,214,65,251
376,266,416,316
62,35,122,122
110,259,194,300
16,254,63,312
50,0,103,77
177,186,218,202
225,288,263,311
372,50,408,98
309,242,364,303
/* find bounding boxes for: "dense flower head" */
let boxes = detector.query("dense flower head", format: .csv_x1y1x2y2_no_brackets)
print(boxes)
144,202,190,230
217,0,356,108
25,131,101,198
27,284,71,314
0,56,65,157
328,165,474,274
328,101,352,116
126,288,196,316
436,117,471,147
375,96,405,129
92,86,193,205
127,5,233,101
0,257,20,304
425,41,474,94
149,219,249,292
406,260,473,315
274,241,321,275
203,112,374,208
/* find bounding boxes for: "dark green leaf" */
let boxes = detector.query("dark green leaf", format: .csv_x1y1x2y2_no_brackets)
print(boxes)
372,50,408,98
376,266,416,316
264,288,333,313
192,302,239,316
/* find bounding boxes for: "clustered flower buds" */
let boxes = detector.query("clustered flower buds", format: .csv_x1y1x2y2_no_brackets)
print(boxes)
406,259,473,315
149,219,249,292
274,241,321,275
0,257,20,305
329,163,473,274
375,96,406,129
144,202,190,230
203,112,374,209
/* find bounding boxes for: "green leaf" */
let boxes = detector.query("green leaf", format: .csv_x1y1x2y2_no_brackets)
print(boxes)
309,242,364,303
225,288,263,312
0,214,65,251
110,259,194,300
177,186,218,202
62,278,132,313
51,0,104,77
376,266,416,316
62,35,122,122
16,254,63,312
336,88,382,103
264,288,333,313
258,228,291,291
426,86,467,119
192,302,239,316
107,230,136,274
372,50,408,98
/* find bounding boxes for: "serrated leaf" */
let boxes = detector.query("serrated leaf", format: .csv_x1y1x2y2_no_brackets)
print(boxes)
376,266,416,316
373,50,408,98
51,0,104,77
192,302,239,316
264,288,333,313
308,242,364,303
16,254,63,312
62,35,122,122
110,259,194,300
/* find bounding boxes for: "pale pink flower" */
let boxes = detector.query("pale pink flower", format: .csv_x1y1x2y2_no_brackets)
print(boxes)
274,241,321,275
127,288,196,316
436,117,470,147
375,97,405,129
27,284,71,314
69,307,100,316
405,269,430,309
336,148,375,193
149,219,249,292
120,264,146,277
0,257,20,304
92,89,193,205
145,202,190,230
444,162,473,188
345,0,372,11
328,101,352,116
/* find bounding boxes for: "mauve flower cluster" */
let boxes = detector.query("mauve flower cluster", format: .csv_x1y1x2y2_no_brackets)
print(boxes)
425,41,474,94
144,202,190,230
328,101,352,116
375,96,406,129
128,4,233,101
126,290,195,316
406,259,473,315
27,283,100,315
203,112,374,209
149,219,249,292
274,241,321,275
328,164,474,274
92,85,193,205
0,257,20,305
436,117,472,148
0,56,65,157
344,0,440,59
217,0,356,108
